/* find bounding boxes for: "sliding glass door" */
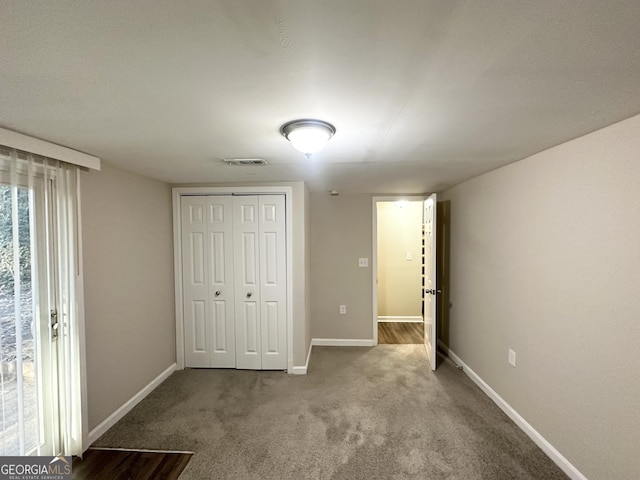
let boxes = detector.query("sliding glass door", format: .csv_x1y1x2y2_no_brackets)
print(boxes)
0,176,59,456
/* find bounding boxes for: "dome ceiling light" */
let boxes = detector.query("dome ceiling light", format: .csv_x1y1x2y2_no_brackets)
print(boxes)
280,119,336,157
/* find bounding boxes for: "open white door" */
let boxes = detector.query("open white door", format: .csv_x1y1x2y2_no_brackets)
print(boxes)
423,194,438,370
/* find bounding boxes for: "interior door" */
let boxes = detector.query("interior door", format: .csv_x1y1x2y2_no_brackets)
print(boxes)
423,194,438,370
233,196,262,370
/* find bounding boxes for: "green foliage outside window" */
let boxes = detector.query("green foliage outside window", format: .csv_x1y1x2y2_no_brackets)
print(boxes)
0,185,32,295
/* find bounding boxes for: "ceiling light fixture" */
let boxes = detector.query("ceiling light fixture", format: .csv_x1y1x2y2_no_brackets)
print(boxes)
280,119,336,157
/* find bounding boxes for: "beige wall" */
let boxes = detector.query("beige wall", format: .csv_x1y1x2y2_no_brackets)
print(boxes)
81,162,175,431
377,201,423,317
304,184,312,358
310,193,373,340
441,114,640,480
289,182,311,366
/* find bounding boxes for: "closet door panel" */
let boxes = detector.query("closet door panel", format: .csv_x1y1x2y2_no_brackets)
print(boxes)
259,195,287,370
243,302,259,354
207,196,235,368
181,197,211,367
264,301,280,355
233,196,262,370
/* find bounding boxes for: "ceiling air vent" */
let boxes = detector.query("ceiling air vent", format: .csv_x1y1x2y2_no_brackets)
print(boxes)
223,158,269,166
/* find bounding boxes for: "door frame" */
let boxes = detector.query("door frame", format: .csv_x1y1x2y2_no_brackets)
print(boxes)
371,195,428,345
172,186,294,373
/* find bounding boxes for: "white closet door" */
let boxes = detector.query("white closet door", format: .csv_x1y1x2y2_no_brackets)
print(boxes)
181,197,211,367
182,193,287,371
206,196,236,368
259,195,287,370
233,196,262,370
182,196,235,368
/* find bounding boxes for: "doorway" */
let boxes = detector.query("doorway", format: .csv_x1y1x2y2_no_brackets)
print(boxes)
372,195,438,369
375,200,424,345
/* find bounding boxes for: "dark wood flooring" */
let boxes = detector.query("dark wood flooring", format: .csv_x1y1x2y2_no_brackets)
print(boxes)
72,448,192,480
378,321,423,344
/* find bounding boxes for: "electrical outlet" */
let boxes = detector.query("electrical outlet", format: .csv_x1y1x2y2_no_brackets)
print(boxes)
339,305,346,315
406,252,413,261
508,348,516,367
358,258,368,268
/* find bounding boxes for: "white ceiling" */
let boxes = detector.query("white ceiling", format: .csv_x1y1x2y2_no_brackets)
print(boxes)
2,1,640,193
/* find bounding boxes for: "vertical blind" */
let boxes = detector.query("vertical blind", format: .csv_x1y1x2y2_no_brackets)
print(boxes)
0,147,84,456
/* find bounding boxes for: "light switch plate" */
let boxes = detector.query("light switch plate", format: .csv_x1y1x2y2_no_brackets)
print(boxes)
358,257,368,268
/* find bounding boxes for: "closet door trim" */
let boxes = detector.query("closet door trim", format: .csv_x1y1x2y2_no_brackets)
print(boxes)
172,186,294,373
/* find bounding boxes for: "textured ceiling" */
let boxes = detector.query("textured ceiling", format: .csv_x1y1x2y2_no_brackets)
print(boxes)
2,1,640,193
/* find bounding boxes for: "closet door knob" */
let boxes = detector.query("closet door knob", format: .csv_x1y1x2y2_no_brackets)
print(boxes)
246,292,253,298
215,291,221,297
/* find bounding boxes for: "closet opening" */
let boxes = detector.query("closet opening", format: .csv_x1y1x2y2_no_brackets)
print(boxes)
172,187,294,373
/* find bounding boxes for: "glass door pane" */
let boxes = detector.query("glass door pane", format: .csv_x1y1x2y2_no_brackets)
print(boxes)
0,183,50,455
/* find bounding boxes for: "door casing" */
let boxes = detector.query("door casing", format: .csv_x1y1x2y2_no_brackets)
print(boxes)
172,186,294,373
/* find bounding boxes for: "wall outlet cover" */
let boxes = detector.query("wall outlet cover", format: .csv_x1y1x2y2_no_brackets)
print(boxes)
339,305,346,314
358,257,369,267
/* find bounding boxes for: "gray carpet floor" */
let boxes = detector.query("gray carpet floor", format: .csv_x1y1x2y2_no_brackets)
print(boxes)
94,346,569,479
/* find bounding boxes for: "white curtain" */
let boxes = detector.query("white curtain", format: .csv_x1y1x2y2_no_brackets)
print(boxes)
0,147,84,456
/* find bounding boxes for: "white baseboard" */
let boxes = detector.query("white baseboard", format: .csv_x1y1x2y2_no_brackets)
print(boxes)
87,363,177,446
312,338,375,347
446,349,587,480
292,342,313,375
377,316,423,323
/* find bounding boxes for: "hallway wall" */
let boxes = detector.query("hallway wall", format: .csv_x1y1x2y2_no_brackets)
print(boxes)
310,193,373,340
441,113,640,480
82,162,175,431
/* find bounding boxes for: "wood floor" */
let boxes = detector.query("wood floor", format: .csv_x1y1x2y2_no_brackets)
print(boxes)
378,321,423,344
72,448,192,480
